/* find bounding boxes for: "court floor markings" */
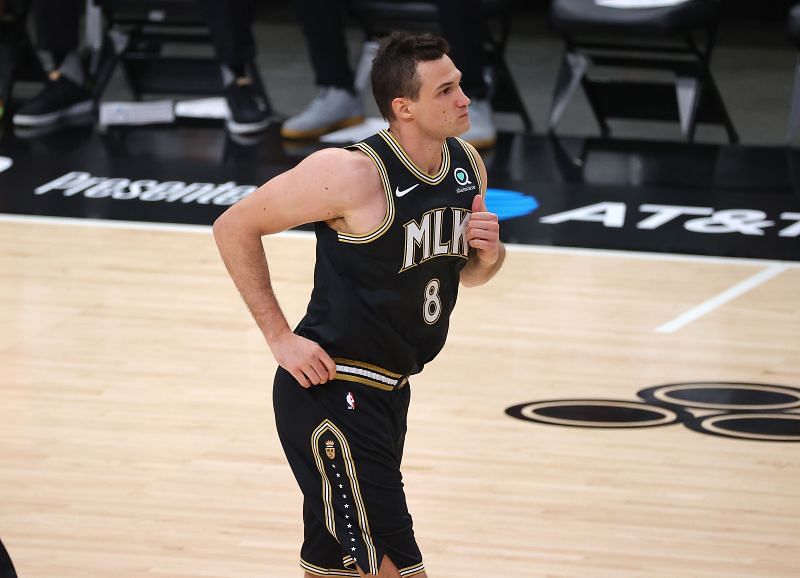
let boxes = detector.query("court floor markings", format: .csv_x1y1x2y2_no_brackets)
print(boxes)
1,212,797,265
655,263,790,334
0,213,796,336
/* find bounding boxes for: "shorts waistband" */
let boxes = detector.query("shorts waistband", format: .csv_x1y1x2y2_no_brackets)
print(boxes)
333,357,409,391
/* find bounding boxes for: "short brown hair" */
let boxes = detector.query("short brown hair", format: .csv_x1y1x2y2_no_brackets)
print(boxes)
371,31,450,121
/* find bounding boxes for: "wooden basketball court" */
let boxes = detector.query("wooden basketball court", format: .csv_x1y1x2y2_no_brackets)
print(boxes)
1,216,798,577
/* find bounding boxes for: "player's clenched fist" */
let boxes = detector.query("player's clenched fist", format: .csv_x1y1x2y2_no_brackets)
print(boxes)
467,194,501,265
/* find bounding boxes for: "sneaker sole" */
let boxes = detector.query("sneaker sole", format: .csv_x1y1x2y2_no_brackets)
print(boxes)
226,117,270,135
280,115,365,140
13,100,94,127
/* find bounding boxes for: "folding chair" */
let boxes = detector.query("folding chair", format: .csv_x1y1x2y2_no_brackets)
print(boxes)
548,0,738,143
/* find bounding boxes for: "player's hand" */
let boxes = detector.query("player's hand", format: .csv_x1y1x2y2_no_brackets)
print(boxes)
467,194,501,265
269,330,337,388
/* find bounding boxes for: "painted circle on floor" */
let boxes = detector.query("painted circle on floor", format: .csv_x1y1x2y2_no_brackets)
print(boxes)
683,412,800,442
505,399,683,428
638,382,800,412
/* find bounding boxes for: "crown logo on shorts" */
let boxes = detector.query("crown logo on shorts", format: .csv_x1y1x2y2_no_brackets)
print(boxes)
325,439,336,460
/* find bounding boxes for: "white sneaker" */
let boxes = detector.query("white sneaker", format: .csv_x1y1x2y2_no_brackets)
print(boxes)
281,87,364,140
461,99,497,149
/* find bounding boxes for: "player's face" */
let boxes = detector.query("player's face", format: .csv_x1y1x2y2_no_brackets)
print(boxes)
410,55,471,139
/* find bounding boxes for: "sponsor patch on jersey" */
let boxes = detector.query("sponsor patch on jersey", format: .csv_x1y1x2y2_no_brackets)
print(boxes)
454,166,476,193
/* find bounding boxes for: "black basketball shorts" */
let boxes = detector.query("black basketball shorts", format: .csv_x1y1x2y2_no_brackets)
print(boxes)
272,364,426,577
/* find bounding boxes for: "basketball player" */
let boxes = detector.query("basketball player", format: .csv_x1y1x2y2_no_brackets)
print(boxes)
213,32,505,578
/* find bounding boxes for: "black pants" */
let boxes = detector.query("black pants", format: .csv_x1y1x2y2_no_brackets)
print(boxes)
33,0,80,64
32,0,256,70
273,367,425,576
294,0,488,99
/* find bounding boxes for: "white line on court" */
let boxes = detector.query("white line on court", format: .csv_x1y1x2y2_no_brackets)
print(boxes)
655,263,790,334
0,213,313,239
1,213,798,269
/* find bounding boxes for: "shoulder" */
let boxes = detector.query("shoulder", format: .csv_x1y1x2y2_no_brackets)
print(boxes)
299,147,377,182
289,146,382,206
295,146,373,176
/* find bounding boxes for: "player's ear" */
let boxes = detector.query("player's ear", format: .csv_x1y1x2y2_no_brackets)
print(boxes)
392,97,413,121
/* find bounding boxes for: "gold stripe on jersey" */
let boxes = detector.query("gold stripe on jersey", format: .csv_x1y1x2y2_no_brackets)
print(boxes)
310,425,338,539
300,558,359,577
336,373,395,392
378,129,450,185
334,357,409,391
400,562,427,576
301,557,425,577
310,420,380,575
336,373,410,392
334,357,403,378
455,136,484,193
338,142,395,244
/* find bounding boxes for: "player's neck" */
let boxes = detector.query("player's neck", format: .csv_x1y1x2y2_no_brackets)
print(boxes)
387,125,445,177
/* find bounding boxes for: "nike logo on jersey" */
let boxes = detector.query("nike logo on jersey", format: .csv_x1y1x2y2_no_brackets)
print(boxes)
395,183,419,197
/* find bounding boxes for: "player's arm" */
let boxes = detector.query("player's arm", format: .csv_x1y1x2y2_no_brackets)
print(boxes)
460,142,505,287
213,148,358,387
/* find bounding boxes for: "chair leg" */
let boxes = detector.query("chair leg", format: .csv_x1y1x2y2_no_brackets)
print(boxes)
701,68,739,144
91,29,128,101
548,132,584,183
675,75,700,141
548,51,589,132
0,43,12,114
678,59,739,144
491,56,534,131
787,54,800,145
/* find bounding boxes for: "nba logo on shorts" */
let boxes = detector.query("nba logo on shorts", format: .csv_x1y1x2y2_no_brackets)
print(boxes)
346,391,356,410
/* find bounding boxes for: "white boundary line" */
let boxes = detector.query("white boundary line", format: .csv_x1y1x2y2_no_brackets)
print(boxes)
0,214,214,234
655,263,790,334
0,213,798,268
499,239,799,267
0,213,315,238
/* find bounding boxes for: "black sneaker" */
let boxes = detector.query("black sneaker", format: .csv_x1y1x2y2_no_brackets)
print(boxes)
13,75,94,127
225,77,270,134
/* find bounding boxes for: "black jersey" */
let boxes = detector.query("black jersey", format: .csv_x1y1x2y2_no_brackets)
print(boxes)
295,129,483,380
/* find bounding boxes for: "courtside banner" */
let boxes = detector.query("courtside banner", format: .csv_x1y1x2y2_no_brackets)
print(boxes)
0,130,291,226
1,133,798,261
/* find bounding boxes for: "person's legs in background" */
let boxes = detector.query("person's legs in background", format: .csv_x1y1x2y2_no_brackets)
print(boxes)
198,0,271,134
0,0,10,121
13,0,93,127
280,0,364,139
436,0,496,148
